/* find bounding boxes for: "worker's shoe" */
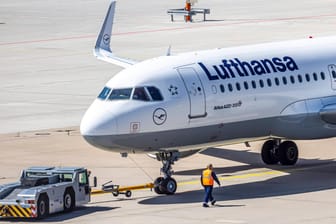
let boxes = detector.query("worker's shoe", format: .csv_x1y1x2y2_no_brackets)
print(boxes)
211,200,216,206
203,203,209,208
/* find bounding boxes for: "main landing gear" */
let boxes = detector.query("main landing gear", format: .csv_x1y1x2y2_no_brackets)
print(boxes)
153,151,179,195
261,139,299,165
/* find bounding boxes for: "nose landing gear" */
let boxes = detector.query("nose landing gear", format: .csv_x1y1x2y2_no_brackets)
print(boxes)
153,151,179,195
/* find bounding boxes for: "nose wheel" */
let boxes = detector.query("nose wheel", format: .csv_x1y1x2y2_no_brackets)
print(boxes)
154,177,177,195
154,151,179,195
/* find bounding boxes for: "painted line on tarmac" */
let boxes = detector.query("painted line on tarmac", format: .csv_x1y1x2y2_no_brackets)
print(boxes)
178,162,335,187
91,169,285,196
91,163,333,195
1,13,336,46
216,220,247,224
178,170,285,186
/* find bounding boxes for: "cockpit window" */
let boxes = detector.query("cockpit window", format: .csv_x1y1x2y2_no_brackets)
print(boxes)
133,87,150,101
147,86,163,101
97,87,111,100
99,86,163,102
108,88,132,100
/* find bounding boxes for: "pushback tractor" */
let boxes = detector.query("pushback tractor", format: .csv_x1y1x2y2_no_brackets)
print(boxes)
0,166,94,219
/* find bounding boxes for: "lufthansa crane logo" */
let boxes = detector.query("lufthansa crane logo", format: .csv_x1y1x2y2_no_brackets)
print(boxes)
153,108,167,125
103,34,110,45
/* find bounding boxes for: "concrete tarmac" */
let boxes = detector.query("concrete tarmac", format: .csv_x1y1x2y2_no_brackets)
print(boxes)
1,0,336,133
1,129,336,224
1,0,336,223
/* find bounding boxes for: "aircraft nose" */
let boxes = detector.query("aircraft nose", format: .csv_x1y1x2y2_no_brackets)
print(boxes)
80,102,117,137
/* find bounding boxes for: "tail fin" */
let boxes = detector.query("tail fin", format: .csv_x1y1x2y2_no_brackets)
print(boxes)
94,1,137,68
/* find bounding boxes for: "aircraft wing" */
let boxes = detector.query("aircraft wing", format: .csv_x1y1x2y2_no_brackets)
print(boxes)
94,1,138,68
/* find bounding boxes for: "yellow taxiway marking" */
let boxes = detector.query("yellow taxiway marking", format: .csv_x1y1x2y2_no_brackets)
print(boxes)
178,170,286,186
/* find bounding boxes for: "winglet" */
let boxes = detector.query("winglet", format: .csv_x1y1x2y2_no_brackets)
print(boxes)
94,1,137,68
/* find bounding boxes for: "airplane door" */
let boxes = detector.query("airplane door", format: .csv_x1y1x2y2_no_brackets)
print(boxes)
328,64,336,90
178,67,207,119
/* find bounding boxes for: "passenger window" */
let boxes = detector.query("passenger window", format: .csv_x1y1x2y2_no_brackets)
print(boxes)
98,87,111,100
244,81,249,90
313,73,318,81
228,83,233,92
282,77,287,85
290,76,295,84
305,74,310,82
320,72,325,80
274,77,280,86
236,83,241,91
298,75,303,83
251,80,256,89
267,78,272,87
109,88,132,100
259,80,264,88
220,84,225,93
147,86,163,101
133,87,150,101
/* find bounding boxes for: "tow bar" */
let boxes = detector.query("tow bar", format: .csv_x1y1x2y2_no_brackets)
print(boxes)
91,181,154,198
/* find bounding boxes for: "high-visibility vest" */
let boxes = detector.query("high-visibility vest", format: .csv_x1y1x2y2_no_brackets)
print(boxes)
202,169,214,186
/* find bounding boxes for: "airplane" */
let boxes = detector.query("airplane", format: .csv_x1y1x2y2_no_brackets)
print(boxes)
80,1,336,195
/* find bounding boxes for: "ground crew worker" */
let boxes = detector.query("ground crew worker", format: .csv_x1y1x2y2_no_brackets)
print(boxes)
201,163,220,207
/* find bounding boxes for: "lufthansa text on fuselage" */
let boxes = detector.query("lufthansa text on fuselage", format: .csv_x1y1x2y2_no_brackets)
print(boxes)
199,56,298,81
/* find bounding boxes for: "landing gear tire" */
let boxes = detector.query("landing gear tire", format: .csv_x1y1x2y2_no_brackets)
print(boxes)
159,177,177,195
278,141,298,165
261,140,279,165
154,177,164,194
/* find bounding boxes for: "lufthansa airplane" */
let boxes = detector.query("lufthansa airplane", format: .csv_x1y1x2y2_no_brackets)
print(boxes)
81,1,336,195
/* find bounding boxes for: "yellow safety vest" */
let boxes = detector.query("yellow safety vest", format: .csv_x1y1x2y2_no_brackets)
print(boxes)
202,169,214,186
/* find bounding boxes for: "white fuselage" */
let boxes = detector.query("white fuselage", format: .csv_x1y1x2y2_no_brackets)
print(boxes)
81,36,336,153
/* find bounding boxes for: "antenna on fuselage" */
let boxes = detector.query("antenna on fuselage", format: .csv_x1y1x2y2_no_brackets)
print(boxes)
166,45,172,56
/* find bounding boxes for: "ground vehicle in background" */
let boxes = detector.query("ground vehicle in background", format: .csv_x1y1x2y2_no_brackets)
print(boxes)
0,166,92,219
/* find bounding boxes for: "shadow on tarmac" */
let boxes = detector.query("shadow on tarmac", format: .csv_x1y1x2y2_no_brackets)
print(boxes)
0,206,117,222
139,147,336,205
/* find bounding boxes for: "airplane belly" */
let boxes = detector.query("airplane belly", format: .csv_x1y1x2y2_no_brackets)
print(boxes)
84,117,275,153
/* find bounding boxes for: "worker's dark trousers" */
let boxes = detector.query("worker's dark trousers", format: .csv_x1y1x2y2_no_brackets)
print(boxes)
203,185,214,203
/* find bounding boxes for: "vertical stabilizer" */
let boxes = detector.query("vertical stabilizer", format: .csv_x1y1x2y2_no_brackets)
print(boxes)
94,1,137,68
95,1,116,53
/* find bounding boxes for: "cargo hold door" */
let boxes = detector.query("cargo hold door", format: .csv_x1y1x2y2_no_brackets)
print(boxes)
178,67,207,119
